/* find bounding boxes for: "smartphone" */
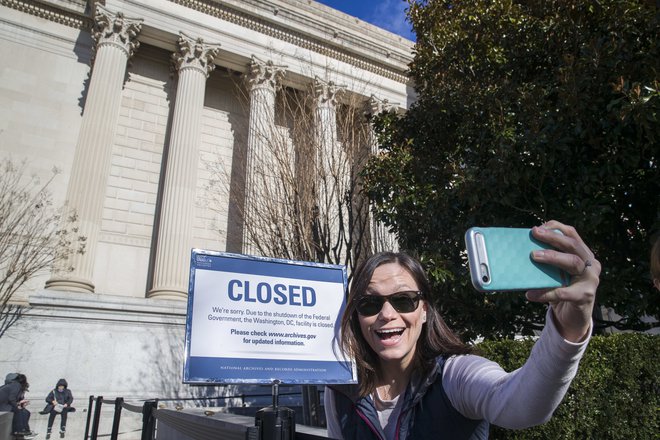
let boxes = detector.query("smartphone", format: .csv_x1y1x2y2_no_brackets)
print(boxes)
465,227,570,292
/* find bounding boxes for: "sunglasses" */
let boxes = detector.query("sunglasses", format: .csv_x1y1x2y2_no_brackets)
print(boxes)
356,291,423,316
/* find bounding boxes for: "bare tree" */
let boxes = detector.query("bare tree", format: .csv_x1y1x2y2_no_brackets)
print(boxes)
0,158,85,337
203,76,398,427
206,77,392,279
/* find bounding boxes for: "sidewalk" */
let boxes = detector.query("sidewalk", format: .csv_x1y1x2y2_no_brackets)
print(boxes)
25,407,143,439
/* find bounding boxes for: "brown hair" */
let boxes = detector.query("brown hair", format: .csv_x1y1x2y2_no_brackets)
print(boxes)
339,252,472,397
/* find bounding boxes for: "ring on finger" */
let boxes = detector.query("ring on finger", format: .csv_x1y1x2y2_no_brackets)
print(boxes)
580,259,592,276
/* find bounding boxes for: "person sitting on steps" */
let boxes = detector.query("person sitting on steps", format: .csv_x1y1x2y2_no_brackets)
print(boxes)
40,379,74,439
0,373,37,439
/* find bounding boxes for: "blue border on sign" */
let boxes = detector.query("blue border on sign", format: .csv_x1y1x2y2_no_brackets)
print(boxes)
183,250,356,385
186,358,355,384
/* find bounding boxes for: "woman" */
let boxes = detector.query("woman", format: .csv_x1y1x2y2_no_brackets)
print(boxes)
44,379,74,439
325,221,599,439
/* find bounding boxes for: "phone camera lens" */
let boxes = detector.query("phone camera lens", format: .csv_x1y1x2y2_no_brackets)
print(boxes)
482,275,489,283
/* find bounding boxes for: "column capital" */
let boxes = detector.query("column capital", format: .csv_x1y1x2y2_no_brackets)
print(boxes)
172,33,221,77
314,77,346,108
93,4,143,58
247,55,287,92
367,94,399,116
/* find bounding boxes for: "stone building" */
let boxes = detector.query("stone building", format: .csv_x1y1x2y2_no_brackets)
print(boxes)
0,0,413,417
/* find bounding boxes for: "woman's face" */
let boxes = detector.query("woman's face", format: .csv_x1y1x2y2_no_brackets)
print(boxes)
358,262,427,370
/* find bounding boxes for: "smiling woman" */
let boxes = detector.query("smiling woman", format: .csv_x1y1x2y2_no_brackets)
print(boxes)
324,220,600,440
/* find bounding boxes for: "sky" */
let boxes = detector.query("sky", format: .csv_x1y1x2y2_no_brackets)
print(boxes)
315,0,416,41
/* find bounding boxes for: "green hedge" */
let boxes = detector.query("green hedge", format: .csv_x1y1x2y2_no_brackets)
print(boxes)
477,333,659,439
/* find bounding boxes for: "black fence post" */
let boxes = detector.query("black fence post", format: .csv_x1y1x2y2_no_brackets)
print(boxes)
253,382,296,440
302,385,320,427
84,395,94,440
90,396,103,440
110,397,123,440
141,399,158,440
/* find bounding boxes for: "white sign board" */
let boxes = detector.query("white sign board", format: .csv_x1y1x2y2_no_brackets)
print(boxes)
183,250,356,384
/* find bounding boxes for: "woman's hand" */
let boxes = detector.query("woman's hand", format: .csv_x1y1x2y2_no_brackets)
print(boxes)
526,220,601,342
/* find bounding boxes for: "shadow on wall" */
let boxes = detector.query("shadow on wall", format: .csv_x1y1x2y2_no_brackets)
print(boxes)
72,26,94,115
0,305,30,339
132,324,244,408
133,321,306,412
201,68,249,254
226,107,248,254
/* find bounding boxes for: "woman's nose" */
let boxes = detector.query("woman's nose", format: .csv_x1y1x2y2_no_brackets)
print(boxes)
378,300,398,320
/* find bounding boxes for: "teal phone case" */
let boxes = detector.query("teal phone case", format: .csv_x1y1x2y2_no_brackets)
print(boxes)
465,227,570,292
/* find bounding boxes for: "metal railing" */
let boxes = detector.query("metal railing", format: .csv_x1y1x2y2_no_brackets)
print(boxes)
83,387,324,440
84,395,157,440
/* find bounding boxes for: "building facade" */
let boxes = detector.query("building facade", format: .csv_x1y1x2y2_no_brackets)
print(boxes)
0,0,413,414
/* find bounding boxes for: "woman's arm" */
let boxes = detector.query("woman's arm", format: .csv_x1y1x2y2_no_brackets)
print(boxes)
443,220,598,428
442,307,590,429
7,384,20,410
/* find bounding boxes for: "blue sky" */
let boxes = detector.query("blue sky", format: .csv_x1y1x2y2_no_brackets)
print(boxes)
315,0,416,41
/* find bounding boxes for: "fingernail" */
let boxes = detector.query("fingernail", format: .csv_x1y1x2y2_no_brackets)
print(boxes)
533,250,545,258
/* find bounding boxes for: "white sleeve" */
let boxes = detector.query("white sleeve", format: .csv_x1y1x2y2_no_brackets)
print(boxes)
323,386,342,439
442,308,591,429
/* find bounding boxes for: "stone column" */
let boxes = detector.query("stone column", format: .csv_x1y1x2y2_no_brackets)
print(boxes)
242,56,286,255
313,77,347,257
148,33,220,299
367,95,399,253
45,6,142,292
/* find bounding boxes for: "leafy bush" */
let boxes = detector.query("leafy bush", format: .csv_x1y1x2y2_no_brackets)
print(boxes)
478,333,659,439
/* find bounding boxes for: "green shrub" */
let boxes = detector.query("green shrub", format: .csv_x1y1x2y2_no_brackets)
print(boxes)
478,333,659,439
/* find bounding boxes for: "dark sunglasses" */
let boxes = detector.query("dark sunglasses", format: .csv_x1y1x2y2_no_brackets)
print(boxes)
356,291,423,316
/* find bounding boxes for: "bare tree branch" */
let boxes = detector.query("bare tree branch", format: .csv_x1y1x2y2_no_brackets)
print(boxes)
0,158,86,334
205,78,395,280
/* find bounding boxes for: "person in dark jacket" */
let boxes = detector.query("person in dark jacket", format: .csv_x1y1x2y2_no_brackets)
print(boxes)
325,221,600,439
0,373,21,412
0,373,36,439
44,379,74,439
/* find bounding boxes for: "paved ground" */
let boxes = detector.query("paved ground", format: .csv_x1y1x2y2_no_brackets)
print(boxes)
21,403,323,439
24,406,143,439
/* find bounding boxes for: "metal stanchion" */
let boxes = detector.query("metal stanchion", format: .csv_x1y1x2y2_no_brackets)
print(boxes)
141,400,158,440
249,380,295,440
110,397,123,440
302,385,321,427
89,396,103,440
84,395,94,440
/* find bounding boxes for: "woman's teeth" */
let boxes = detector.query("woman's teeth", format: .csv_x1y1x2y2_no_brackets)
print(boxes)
376,328,404,339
